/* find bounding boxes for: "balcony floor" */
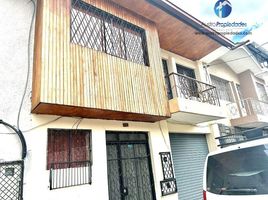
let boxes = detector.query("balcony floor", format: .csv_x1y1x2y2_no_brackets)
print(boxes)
169,98,226,124
230,114,268,128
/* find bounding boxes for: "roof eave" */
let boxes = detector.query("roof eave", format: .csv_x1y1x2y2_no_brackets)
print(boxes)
146,0,235,48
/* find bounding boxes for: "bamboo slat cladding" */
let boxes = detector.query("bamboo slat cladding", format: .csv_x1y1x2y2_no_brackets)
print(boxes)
32,0,170,122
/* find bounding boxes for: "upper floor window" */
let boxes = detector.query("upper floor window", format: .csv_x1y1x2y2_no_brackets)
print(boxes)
211,75,233,102
176,64,196,79
256,82,268,102
70,0,149,66
236,84,245,108
47,129,92,189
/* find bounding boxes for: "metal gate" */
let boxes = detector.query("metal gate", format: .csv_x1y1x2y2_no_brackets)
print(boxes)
106,132,156,200
0,160,24,200
169,133,209,200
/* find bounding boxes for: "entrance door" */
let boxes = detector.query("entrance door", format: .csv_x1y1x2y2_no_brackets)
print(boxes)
106,132,156,200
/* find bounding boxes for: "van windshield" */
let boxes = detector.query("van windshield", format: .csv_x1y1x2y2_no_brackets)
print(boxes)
207,144,268,195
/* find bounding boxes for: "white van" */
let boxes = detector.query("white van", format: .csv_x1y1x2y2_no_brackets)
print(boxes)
203,137,268,200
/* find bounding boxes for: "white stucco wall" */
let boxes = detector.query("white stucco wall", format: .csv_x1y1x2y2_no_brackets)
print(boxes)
0,0,34,129
20,117,178,200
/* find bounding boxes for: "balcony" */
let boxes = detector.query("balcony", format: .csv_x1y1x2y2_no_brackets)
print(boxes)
167,73,226,124
227,98,268,127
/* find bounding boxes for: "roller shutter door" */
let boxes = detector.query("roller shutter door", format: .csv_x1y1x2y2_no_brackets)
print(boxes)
169,134,209,200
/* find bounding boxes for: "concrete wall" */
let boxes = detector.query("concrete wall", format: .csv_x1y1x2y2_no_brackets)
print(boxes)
22,117,178,200
0,0,34,130
238,70,259,99
208,61,240,84
238,69,267,100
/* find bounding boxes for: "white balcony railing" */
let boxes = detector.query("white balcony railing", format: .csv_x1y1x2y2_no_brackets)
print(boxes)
227,98,268,119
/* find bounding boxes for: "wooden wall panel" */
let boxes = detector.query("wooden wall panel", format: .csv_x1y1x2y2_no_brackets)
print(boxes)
32,0,170,121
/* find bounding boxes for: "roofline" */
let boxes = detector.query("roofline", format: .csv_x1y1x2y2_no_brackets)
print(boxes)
146,0,235,48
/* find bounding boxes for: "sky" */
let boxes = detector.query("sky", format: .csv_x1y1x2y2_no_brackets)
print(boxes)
169,0,268,49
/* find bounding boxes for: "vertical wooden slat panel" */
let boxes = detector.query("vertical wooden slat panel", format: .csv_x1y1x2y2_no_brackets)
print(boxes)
56,0,61,104
34,0,170,120
32,0,44,109
41,0,47,103
62,0,67,104
79,41,84,107
52,0,57,103
71,45,76,106
65,0,71,106
59,0,63,104
89,49,96,108
83,47,89,107
47,0,52,103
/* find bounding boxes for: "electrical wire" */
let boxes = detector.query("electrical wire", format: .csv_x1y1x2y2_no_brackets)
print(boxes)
0,120,27,159
158,121,170,150
75,118,83,130
72,118,83,129
22,116,62,133
0,116,62,134
17,0,36,130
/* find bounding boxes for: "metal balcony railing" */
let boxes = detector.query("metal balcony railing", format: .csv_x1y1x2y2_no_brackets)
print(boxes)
227,98,268,119
49,160,92,190
168,73,220,106
216,127,268,148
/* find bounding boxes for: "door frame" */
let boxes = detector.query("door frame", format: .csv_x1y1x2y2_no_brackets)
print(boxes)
106,131,156,200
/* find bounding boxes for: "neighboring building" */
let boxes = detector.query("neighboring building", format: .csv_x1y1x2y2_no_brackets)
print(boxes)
0,1,239,200
206,42,268,147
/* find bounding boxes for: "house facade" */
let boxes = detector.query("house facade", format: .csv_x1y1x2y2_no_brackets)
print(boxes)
1,0,258,200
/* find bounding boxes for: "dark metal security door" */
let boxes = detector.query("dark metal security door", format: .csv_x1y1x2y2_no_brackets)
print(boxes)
106,132,156,200
0,161,24,200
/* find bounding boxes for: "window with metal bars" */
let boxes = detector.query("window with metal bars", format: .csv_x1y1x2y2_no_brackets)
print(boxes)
47,129,92,189
211,75,233,102
71,0,149,66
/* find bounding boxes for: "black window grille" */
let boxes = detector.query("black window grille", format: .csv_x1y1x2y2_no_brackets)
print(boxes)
160,179,178,196
71,0,149,66
47,129,92,190
159,152,175,180
159,152,177,196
